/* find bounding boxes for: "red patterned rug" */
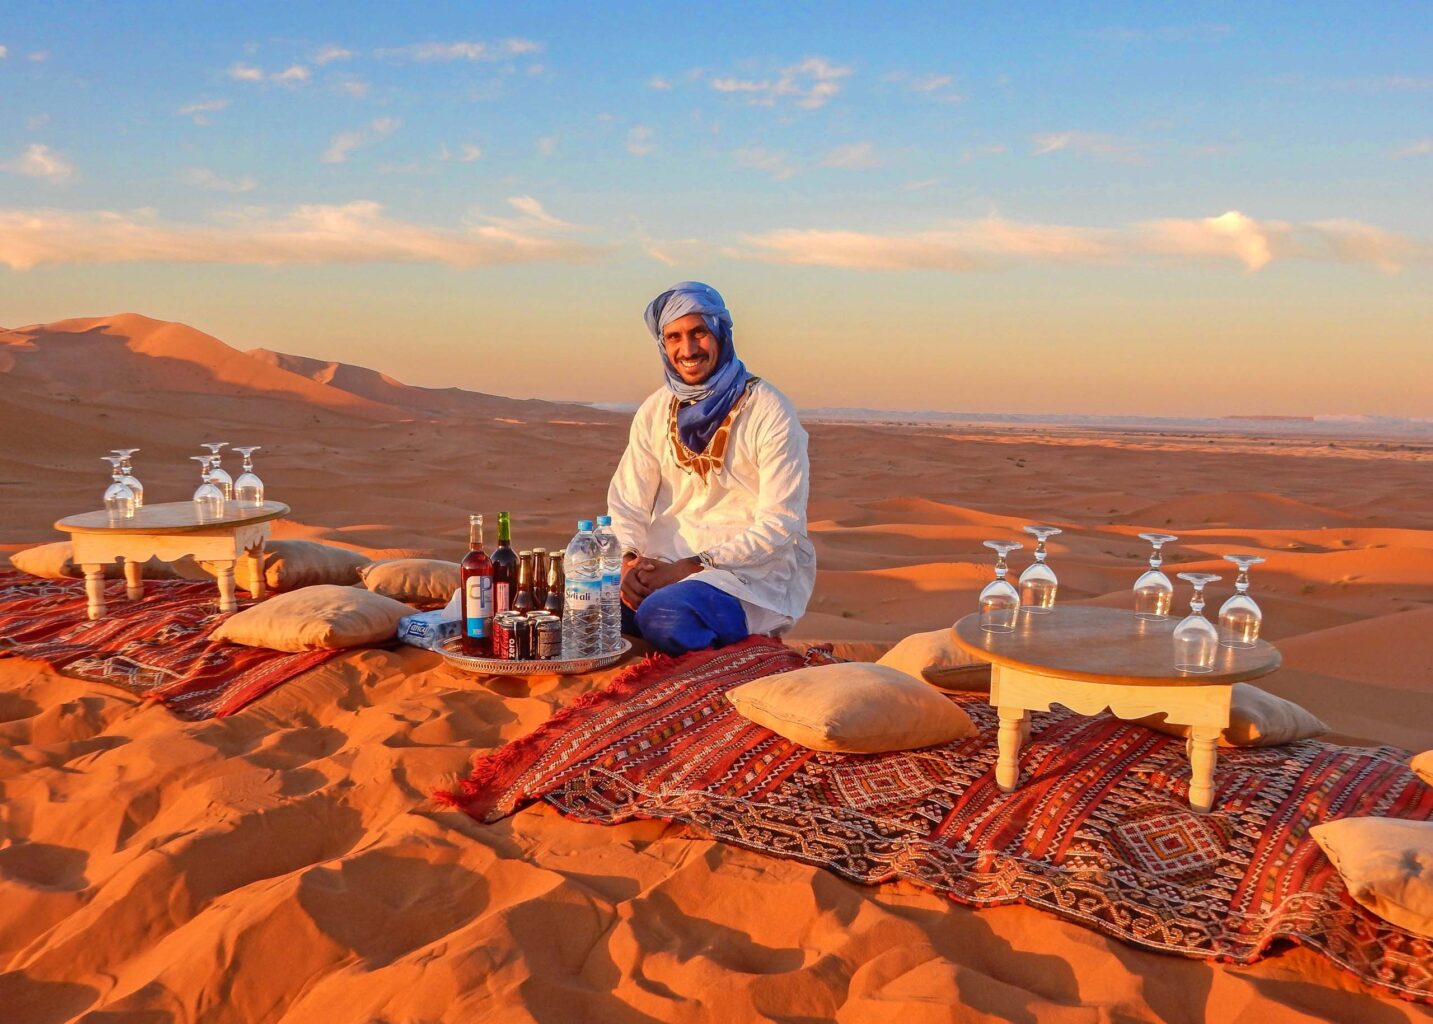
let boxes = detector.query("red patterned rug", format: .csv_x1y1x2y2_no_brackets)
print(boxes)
440,635,1433,1003
0,568,339,719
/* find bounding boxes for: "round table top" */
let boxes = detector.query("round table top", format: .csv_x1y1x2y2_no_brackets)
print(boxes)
952,605,1280,686
56,500,290,535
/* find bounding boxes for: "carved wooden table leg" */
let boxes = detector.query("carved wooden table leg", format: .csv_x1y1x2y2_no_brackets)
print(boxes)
996,706,1026,791
1019,712,1032,745
123,559,144,601
1187,725,1220,813
246,541,266,600
214,561,238,613
81,564,107,620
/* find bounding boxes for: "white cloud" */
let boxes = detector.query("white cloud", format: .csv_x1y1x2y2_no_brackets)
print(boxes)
458,143,483,162
0,198,601,271
314,44,355,65
1395,138,1432,158
0,45,7,59
28,50,48,63
647,75,673,91
536,134,559,157
2,144,76,183
334,78,369,98
178,167,257,193
228,62,312,85
323,117,400,164
228,62,265,82
821,141,879,169
503,38,542,55
1031,131,1144,163
734,146,797,180
178,98,229,126
712,56,851,110
887,71,963,103
375,39,541,62
626,125,654,157
734,210,1424,274
272,64,310,84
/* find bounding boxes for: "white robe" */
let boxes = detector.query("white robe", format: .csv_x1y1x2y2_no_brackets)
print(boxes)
606,380,817,635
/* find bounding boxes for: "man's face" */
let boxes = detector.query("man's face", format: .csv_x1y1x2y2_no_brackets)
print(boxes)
662,313,720,385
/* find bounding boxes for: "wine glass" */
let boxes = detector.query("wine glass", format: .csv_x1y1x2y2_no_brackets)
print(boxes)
102,456,136,519
1134,533,1178,620
201,442,233,500
191,455,225,519
232,446,265,508
1219,554,1266,648
1173,572,1222,673
978,540,1023,633
1019,526,1062,614
111,448,143,508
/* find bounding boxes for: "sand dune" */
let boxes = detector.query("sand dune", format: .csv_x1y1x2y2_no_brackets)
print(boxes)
0,314,1430,1021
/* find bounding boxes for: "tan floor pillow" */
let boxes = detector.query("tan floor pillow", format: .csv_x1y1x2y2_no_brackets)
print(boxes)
359,558,459,606
1412,751,1433,787
1139,683,1328,747
876,627,990,690
8,541,178,580
211,585,411,652
180,539,369,593
728,662,977,754
1311,817,1433,938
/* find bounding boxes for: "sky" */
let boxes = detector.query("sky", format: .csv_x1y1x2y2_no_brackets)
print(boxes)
1,1,1430,417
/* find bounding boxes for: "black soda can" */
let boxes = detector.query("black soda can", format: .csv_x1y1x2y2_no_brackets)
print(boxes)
529,612,561,660
493,613,522,660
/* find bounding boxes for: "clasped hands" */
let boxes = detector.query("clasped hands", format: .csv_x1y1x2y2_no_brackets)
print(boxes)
620,552,703,609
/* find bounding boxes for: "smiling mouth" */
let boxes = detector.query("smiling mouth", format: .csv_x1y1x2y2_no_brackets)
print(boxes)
676,356,707,372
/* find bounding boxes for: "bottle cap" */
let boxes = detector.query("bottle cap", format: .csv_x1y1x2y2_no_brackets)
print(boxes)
577,519,593,531
596,515,612,526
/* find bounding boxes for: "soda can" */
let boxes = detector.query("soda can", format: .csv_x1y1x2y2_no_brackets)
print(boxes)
529,612,562,661
493,613,522,661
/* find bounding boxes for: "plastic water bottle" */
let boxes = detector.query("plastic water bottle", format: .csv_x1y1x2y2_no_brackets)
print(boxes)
593,515,622,652
561,520,602,658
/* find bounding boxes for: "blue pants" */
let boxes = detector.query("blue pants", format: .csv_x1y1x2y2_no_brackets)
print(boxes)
622,580,749,657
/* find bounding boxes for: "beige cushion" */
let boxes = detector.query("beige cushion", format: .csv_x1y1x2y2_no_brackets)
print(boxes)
8,541,177,580
1140,683,1329,747
180,540,369,593
727,662,976,754
359,558,459,606
1311,817,1433,938
876,628,989,690
1412,751,1433,787
211,585,411,652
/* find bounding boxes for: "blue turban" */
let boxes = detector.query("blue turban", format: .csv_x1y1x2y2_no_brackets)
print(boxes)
644,281,752,456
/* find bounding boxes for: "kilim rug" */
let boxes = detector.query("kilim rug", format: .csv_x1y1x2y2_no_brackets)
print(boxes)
440,635,1433,1003
0,568,339,719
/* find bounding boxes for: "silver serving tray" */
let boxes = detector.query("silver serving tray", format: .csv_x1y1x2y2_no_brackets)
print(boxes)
438,636,633,676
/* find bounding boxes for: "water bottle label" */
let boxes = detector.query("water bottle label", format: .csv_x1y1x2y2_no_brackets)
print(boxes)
465,576,492,638
567,580,601,606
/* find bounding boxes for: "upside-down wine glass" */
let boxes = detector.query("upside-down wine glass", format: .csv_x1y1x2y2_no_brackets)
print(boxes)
233,446,264,508
102,455,136,520
111,448,143,508
1134,533,1179,620
978,540,1023,633
1173,572,1222,673
1019,526,1062,614
1219,554,1266,648
201,442,233,500
191,455,225,520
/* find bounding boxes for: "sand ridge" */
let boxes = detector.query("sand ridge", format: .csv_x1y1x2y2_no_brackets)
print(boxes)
0,314,1430,1021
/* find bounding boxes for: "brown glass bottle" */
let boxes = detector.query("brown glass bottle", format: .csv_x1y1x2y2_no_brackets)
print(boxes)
543,551,564,615
512,551,536,615
460,514,494,655
530,548,549,608
490,512,518,615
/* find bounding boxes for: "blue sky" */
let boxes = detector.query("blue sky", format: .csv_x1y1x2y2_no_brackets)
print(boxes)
1,2,1430,415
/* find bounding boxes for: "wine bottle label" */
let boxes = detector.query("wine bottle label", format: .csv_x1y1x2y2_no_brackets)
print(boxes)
465,576,493,637
494,582,510,614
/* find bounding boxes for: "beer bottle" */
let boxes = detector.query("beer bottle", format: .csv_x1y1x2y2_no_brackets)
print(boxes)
460,514,494,656
490,511,518,614
544,551,564,615
531,547,549,608
513,550,536,615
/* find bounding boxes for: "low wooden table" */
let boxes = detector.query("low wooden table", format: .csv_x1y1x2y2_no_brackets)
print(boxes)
54,501,290,619
952,606,1280,813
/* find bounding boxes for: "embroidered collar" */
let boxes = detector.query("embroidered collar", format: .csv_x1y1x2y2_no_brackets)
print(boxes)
667,377,761,482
